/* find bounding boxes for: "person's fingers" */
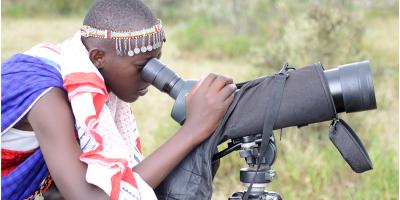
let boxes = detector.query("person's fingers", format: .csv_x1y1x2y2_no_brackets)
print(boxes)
210,74,234,92
200,73,218,88
187,78,203,99
187,73,234,102
223,92,235,105
219,83,237,100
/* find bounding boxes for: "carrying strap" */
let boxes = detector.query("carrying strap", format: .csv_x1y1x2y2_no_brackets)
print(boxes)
243,64,290,200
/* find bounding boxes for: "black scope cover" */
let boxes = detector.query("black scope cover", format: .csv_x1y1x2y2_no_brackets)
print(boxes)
221,63,336,140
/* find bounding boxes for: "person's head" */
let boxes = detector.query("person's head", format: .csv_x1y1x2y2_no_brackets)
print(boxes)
81,0,165,102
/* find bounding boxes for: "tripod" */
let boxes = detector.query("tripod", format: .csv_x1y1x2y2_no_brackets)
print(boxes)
213,134,283,200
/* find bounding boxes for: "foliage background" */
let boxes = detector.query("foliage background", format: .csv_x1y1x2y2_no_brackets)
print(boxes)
2,0,398,199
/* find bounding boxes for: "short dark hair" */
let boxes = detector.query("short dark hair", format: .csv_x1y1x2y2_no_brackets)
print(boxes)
83,0,157,31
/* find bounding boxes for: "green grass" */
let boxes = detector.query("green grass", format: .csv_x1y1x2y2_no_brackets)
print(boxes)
2,15,398,200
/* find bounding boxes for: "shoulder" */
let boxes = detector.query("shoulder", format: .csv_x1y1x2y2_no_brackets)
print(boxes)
27,87,77,145
28,88,70,121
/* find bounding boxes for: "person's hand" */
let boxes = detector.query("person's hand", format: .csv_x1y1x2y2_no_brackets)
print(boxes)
183,73,237,143
134,73,236,187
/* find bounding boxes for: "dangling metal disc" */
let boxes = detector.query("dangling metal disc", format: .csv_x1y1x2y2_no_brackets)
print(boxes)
134,48,140,54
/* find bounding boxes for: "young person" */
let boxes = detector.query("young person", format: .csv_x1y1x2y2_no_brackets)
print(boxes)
1,0,236,199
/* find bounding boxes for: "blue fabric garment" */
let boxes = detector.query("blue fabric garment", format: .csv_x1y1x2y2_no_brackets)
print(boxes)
1,53,63,200
1,53,63,133
2,149,48,200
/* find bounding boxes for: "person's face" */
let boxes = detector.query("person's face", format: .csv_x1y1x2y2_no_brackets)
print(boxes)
99,47,162,103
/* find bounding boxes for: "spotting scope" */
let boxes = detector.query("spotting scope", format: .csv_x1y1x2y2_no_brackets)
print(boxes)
141,59,376,126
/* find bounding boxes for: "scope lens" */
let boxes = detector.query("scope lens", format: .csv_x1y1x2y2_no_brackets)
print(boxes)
324,60,377,113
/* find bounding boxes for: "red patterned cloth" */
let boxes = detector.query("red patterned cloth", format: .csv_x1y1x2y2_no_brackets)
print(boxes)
1,148,36,177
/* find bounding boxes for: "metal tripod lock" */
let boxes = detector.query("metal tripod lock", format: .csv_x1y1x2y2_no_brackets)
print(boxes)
225,134,282,200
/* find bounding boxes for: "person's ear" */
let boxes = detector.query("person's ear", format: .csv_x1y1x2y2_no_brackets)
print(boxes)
88,48,106,70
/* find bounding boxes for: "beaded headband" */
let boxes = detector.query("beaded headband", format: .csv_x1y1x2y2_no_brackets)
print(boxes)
80,19,165,56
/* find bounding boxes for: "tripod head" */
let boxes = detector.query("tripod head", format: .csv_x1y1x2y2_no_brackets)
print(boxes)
214,134,283,200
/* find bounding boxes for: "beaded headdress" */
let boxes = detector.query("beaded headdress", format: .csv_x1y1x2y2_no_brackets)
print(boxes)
80,19,165,56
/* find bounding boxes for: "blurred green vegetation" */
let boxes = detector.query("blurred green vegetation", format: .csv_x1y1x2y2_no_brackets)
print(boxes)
2,0,398,199
1,0,92,17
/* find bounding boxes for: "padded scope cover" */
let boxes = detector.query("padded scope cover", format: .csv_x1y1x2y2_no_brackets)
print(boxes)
221,63,336,140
